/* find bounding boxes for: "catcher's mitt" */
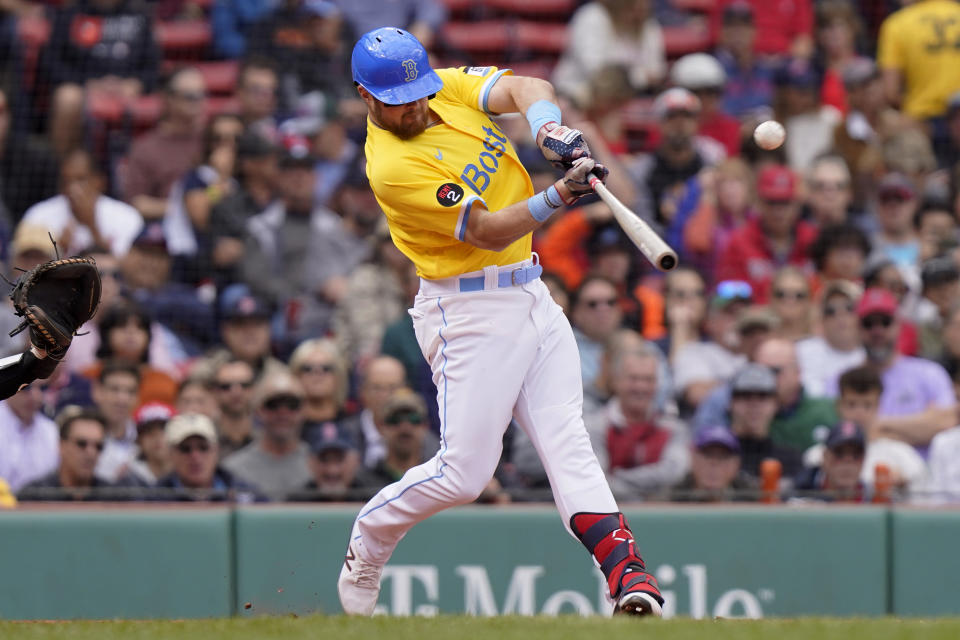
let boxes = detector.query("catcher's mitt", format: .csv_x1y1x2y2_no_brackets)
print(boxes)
9,256,102,356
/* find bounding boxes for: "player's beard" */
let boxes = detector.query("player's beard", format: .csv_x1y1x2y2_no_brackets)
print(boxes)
375,101,429,140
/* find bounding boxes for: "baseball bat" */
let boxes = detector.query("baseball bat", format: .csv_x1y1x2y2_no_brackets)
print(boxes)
588,176,678,272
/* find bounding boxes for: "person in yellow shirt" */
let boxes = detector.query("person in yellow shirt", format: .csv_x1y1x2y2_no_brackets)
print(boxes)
877,0,960,121
336,27,663,618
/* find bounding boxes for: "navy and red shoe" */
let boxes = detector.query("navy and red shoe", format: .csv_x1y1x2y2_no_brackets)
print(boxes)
614,563,663,616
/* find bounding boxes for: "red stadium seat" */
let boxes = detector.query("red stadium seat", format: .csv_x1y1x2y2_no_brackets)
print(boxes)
514,22,568,54
86,92,126,125
181,60,240,95
130,95,164,129
662,24,713,58
442,21,511,53
508,59,555,80
671,0,716,12
486,0,574,16
438,0,481,13
156,20,212,56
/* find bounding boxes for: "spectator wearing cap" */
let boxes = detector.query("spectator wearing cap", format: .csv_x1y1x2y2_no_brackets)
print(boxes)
710,0,813,59
673,280,752,412
714,1,775,121
797,281,866,398
584,343,690,498
18,408,115,501
335,0,447,51
122,402,175,486
832,366,929,498
216,283,286,383
636,89,727,229
244,142,370,351
804,155,856,229
44,0,161,157
716,165,817,304
877,0,960,124
287,420,368,502
916,257,960,361
828,288,956,452
248,0,353,115
22,148,142,258
163,114,244,279
208,131,279,287
809,223,871,290
773,57,842,172
83,300,180,406
794,421,867,501
871,172,922,278
92,360,141,482
552,0,665,109
332,221,413,367
726,363,803,479
0,382,59,492
153,413,262,502
120,221,217,354
671,53,742,158
289,339,351,440
221,369,312,500
670,426,757,502
10,223,57,273
210,358,257,458
863,257,922,355
121,68,207,222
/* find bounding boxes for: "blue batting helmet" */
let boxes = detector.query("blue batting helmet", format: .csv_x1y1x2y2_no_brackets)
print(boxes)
352,27,443,105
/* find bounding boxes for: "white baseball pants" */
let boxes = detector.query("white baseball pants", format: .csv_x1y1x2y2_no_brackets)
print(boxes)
349,261,618,566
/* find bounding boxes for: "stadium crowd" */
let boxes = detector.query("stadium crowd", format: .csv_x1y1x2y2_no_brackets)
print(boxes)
2,0,960,505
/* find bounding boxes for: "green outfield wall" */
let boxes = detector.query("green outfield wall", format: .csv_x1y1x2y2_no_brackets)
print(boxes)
0,505,957,619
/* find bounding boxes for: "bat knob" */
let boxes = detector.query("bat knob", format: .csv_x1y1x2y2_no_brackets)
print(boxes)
658,254,678,271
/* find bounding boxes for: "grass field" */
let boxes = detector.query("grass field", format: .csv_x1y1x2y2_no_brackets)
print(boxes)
1,616,958,640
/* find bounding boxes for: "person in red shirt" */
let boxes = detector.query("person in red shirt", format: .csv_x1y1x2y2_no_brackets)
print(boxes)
670,53,742,158
711,0,814,59
584,344,690,498
716,164,818,303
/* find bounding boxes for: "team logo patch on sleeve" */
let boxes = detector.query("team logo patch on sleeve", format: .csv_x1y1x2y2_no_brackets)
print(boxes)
436,183,464,206
465,66,491,77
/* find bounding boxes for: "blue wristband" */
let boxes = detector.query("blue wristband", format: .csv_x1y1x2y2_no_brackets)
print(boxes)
528,185,563,222
526,99,562,140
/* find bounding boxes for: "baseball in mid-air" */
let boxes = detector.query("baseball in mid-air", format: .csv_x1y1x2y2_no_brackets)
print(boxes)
753,120,786,150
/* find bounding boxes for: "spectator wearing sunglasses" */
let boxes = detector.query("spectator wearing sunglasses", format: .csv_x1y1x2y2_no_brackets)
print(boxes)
154,413,262,502
18,408,115,501
211,358,257,458
290,339,351,445
797,281,866,398
829,288,956,454
769,266,814,342
571,276,626,399
222,369,311,500
869,172,921,279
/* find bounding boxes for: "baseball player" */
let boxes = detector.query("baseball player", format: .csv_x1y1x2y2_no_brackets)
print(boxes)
338,27,664,617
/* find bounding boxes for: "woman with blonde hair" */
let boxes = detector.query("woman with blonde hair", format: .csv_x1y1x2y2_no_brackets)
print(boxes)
769,266,815,342
289,338,351,442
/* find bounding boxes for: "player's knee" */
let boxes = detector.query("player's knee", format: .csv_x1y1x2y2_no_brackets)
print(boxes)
442,460,496,504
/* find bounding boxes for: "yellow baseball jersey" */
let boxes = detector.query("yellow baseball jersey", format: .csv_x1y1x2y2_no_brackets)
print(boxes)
364,66,534,279
877,0,960,119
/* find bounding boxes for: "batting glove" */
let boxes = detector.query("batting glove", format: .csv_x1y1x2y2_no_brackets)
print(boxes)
556,157,608,205
536,122,592,168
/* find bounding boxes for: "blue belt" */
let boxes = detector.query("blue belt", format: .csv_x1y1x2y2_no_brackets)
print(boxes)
458,263,543,293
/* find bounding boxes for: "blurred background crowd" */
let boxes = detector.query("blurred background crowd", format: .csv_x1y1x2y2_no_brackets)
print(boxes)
1,0,960,505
